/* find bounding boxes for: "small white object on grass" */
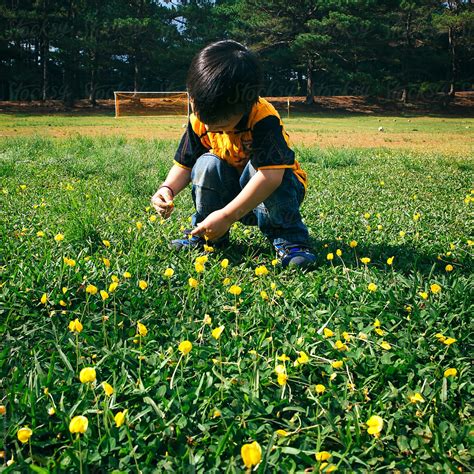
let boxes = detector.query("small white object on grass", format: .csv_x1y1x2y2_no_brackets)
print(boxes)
378,126,384,132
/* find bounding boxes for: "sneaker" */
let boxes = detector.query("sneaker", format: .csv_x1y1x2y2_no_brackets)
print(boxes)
274,242,316,268
171,228,230,250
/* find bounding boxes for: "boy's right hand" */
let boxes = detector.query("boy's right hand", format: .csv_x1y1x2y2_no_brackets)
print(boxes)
151,187,175,219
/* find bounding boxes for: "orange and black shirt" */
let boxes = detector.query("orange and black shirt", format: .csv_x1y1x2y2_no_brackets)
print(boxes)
173,97,307,191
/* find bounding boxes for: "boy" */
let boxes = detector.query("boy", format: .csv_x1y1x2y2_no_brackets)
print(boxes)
151,40,316,268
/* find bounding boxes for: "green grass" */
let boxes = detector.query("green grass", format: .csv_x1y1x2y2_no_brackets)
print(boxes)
0,135,473,472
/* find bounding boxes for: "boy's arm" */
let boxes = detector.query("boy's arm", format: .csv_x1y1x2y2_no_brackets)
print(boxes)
190,168,284,240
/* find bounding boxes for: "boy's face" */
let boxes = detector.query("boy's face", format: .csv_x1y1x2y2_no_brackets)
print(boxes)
204,113,244,132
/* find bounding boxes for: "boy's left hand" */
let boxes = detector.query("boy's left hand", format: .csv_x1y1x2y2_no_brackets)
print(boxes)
190,210,233,241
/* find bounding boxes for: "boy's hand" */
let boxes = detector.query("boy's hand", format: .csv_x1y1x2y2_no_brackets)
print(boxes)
151,187,175,219
190,210,233,241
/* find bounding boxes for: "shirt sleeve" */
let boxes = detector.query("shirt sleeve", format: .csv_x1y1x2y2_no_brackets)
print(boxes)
250,115,295,169
173,120,209,170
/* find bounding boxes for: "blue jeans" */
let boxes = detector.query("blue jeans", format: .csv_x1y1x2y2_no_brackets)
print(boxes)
190,153,309,246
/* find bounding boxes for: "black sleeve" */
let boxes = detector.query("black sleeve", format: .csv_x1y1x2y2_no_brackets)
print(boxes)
250,115,295,169
173,120,209,170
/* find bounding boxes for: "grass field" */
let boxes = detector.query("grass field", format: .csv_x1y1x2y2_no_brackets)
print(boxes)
1,112,473,156
0,115,473,472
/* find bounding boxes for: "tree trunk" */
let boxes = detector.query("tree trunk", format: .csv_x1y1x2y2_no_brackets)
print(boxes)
41,39,48,101
305,59,314,104
448,25,456,97
134,56,140,92
89,51,97,106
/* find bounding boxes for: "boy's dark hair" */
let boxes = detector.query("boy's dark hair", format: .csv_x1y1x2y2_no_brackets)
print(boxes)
186,40,262,124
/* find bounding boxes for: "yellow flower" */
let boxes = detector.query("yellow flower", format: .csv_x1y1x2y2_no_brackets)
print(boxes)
40,293,48,305
86,284,98,295
349,240,358,248
367,282,377,292
136,222,143,231
326,253,334,261
203,314,212,325
260,290,269,300
387,256,394,265
296,351,310,365
373,318,381,328
413,213,421,221
444,368,457,378
334,340,348,351
79,367,96,383
69,415,88,434
36,230,45,237
138,280,148,290
241,440,262,469
361,257,370,264
100,290,109,301
229,285,242,296
102,257,110,268
366,415,383,436
336,249,342,257
17,427,33,444
212,325,224,340
445,264,453,272
443,337,456,345
315,384,326,394
430,283,441,294
220,258,229,269
178,340,192,355
19,184,27,190
409,393,425,404
342,331,351,341
271,258,279,266
63,257,76,267
223,277,230,285
123,271,132,279
109,282,118,293
419,291,428,300
188,277,199,288
255,265,269,276
195,262,205,273
48,407,55,416
323,327,334,338
399,230,406,238
68,318,83,333
137,322,147,337
203,244,214,252
102,382,114,396
212,409,221,418
276,429,289,437
0,405,6,415
59,299,67,307
102,240,111,247
54,233,64,242
320,463,337,472
114,410,127,427
332,360,343,369
196,255,208,265
380,341,391,350
111,275,119,283
315,451,332,461
275,364,286,374
164,268,174,278
374,328,385,336
277,354,290,362
364,212,371,219
149,215,157,222
277,372,288,386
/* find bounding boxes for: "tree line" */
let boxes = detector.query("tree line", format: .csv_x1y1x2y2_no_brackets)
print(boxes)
0,0,472,105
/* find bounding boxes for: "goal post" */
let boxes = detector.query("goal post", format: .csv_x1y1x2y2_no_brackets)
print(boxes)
114,91,190,118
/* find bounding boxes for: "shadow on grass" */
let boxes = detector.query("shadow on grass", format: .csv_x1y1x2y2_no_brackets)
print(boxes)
208,237,471,277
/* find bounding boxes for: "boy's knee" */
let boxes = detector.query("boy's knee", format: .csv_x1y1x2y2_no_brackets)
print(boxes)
191,153,225,187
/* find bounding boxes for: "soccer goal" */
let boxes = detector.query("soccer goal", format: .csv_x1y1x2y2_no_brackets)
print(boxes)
113,91,190,118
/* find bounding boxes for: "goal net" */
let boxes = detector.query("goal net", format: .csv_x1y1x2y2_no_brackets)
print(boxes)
114,91,190,118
